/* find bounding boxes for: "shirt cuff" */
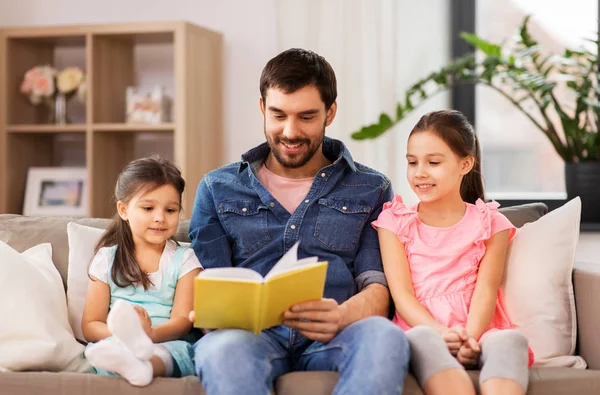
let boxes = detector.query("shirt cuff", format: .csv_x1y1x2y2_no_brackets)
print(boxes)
355,270,388,292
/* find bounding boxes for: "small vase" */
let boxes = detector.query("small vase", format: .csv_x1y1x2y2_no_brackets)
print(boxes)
49,94,69,125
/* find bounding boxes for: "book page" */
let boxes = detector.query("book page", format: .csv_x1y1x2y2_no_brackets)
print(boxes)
197,267,263,282
265,242,318,280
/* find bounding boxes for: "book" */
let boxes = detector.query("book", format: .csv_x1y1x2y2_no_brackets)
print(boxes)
193,242,328,334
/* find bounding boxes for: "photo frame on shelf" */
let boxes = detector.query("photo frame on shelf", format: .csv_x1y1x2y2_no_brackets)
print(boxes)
126,85,171,124
23,167,88,217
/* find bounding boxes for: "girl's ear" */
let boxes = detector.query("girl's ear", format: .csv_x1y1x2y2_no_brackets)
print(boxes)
117,201,128,221
460,156,475,175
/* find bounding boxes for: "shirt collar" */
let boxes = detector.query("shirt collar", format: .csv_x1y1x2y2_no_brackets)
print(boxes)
239,136,357,173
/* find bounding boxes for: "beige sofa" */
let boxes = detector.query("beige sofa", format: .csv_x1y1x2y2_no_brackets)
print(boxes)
1,205,600,395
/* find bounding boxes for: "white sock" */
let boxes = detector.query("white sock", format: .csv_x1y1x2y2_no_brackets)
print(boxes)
153,345,174,377
107,300,154,360
85,340,153,387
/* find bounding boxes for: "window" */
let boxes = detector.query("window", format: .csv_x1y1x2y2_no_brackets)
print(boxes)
475,0,598,200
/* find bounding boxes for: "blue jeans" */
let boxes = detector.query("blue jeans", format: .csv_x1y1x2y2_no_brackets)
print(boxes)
194,316,410,395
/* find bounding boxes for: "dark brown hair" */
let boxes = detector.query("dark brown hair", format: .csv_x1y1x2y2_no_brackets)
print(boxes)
410,110,484,204
93,156,185,290
259,48,337,110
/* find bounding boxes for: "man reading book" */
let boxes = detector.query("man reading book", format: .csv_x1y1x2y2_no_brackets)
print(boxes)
189,48,410,394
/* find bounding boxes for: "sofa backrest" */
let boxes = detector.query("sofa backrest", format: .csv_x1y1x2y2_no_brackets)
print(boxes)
0,202,548,289
0,215,191,288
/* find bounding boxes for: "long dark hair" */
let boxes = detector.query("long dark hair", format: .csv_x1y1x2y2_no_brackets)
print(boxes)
410,110,484,204
93,156,185,290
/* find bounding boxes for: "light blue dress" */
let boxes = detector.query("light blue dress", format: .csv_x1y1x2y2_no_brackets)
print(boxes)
90,244,196,377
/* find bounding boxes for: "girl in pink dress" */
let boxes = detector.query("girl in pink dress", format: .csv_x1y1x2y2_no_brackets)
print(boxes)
372,110,533,395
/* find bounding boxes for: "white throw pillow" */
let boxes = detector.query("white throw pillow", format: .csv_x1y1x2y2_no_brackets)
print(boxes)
0,242,90,372
501,197,586,368
66,222,104,342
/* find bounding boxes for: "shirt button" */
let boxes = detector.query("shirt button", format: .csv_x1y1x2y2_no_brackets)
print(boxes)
342,206,347,211
321,172,326,178
269,202,275,207
242,208,247,212
290,225,296,230
304,199,310,203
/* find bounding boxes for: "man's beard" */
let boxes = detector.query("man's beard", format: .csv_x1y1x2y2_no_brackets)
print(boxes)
265,125,325,169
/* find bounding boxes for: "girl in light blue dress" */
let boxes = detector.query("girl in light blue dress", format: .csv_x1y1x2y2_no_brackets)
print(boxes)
81,156,201,386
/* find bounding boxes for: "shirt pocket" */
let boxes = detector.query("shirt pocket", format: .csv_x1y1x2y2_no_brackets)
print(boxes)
219,200,271,254
314,198,372,252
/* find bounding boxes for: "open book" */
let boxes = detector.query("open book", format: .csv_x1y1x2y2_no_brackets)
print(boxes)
193,242,328,334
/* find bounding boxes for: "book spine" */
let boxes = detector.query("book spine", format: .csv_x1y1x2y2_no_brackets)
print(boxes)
254,282,268,334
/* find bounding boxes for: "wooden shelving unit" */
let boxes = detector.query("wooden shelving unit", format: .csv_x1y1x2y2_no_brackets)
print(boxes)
0,21,223,218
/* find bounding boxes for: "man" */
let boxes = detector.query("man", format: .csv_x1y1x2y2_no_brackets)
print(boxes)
189,48,409,394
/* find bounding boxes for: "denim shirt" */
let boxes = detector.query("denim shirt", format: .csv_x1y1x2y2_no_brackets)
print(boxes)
189,137,393,304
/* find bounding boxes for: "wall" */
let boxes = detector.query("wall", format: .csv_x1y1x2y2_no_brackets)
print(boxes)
0,0,279,164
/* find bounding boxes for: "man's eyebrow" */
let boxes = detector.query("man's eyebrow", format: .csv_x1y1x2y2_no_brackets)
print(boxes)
298,109,320,115
268,106,320,115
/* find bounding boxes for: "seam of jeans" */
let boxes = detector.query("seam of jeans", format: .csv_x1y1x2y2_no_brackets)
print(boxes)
300,342,346,358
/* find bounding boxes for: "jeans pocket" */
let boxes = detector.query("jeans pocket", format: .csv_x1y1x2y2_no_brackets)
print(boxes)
219,200,271,254
314,198,371,251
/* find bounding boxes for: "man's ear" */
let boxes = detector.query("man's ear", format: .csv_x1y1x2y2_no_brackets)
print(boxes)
325,102,337,126
260,97,265,116
461,156,475,175
117,201,128,221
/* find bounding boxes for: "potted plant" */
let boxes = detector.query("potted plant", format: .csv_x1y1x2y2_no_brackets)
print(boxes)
352,16,600,222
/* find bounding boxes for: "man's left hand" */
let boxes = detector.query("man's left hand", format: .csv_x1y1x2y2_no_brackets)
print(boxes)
283,298,347,343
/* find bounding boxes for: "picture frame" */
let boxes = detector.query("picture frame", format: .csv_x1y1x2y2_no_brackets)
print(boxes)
126,85,171,124
23,167,88,217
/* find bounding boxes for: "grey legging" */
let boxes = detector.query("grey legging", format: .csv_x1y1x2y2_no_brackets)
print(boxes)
406,326,529,391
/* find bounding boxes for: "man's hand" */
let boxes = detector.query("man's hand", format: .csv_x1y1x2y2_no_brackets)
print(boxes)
283,298,347,343
457,336,481,368
441,326,469,356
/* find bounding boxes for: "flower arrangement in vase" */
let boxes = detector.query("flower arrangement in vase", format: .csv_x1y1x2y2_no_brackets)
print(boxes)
20,65,86,124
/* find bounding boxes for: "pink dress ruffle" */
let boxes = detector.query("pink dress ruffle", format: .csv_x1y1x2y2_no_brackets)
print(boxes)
373,195,533,366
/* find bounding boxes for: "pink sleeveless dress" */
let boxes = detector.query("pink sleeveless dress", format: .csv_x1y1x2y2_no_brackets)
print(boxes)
372,195,534,366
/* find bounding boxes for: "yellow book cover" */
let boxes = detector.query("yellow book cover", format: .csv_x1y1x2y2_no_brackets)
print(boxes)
193,242,328,334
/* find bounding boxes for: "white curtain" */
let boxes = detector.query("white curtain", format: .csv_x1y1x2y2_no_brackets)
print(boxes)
275,0,450,204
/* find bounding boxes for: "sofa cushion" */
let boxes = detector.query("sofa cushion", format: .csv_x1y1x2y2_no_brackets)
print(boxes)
0,242,90,373
66,223,105,341
501,198,585,368
498,202,548,228
1,369,599,395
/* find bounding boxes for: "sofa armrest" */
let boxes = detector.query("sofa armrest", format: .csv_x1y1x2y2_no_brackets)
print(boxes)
574,261,600,370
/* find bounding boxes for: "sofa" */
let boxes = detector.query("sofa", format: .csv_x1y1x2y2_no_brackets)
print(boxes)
1,203,600,395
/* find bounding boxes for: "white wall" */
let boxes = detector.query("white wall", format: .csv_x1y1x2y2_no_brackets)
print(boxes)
0,0,279,163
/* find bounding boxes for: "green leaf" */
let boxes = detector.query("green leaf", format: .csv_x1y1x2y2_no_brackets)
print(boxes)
460,32,501,56
351,123,387,140
379,113,393,129
519,15,537,47
396,103,404,120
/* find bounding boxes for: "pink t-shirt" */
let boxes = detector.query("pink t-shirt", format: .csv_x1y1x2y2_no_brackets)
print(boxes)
257,164,313,214
372,194,534,366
